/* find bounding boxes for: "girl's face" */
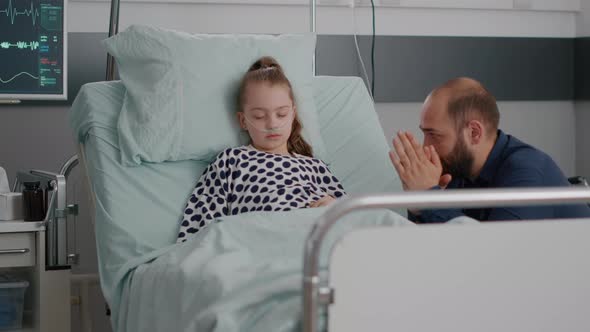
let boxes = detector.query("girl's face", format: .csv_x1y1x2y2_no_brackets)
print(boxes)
238,82,296,155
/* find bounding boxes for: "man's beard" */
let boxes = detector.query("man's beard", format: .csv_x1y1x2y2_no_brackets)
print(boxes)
441,135,474,180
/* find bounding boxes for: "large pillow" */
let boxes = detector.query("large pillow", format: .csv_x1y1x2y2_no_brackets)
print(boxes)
103,25,327,166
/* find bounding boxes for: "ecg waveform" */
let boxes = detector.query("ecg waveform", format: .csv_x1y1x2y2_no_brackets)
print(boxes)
1,0,64,96
0,72,40,84
0,41,40,50
0,0,40,25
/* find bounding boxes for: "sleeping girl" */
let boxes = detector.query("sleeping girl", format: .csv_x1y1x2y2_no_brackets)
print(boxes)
177,56,345,242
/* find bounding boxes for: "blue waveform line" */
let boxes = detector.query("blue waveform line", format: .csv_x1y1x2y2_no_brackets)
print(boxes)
0,41,40,50
0,0,40,25
0,72,39,84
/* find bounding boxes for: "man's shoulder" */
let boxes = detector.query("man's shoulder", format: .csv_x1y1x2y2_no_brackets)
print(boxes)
498,135,563,179
502,135,552,167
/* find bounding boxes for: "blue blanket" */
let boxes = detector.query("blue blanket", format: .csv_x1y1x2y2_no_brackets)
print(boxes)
114,207,414,331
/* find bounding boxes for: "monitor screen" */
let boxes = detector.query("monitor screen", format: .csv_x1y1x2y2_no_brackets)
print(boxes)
0,0,67,101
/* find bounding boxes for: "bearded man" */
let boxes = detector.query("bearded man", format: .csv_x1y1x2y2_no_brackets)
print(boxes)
389,77,590,222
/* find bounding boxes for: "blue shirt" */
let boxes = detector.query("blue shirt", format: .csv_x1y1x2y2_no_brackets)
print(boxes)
411,130,590,223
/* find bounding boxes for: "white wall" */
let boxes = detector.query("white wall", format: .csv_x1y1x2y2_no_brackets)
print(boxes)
376,101,578,177
577,0,590,36
68,0,576,36
0,107,76,186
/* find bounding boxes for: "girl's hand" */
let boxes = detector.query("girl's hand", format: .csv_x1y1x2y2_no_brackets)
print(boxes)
310,195,336,208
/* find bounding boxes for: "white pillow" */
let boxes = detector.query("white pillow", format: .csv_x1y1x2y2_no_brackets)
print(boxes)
103,25,328,165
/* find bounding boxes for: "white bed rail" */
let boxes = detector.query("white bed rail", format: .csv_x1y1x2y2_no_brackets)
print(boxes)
302,187,590,332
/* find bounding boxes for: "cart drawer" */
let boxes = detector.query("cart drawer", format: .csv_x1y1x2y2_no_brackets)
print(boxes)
0,233,35,267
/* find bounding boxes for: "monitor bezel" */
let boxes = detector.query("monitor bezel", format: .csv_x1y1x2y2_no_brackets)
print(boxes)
0,0,68,101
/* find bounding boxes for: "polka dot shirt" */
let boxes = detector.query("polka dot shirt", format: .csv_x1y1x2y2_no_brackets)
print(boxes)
177,145,346,242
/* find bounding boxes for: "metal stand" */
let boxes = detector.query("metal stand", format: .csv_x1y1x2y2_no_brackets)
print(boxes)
13,157,80,269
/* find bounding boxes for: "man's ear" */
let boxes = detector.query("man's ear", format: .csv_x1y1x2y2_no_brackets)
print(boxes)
237,112,247,130
466,119,484,145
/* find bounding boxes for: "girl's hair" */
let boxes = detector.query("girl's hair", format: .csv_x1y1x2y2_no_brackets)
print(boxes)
238,56,313,157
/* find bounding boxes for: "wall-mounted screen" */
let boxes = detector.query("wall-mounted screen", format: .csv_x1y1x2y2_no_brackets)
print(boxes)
0,0,67,100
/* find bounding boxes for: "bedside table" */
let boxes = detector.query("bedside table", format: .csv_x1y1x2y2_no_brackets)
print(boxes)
0,220,70,332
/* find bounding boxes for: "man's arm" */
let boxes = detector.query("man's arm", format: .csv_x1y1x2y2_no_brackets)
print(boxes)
484,165,552,220
409,207,465,223
417,165,549,222
407,185,465,223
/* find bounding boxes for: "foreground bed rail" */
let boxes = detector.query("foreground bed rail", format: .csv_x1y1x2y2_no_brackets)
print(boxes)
302,187,590,332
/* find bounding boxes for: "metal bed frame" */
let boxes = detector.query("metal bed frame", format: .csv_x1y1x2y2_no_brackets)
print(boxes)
302,187,590,332
55,1,590,331
13,156,79,269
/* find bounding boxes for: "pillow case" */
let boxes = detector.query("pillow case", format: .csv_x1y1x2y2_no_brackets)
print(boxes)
103,25,327,166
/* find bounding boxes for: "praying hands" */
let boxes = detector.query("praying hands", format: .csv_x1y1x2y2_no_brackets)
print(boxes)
389,131,452,191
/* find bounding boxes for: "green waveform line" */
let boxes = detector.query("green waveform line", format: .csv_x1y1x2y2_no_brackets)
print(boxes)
0,41,40,50
0,72,40,84
0,0,40,25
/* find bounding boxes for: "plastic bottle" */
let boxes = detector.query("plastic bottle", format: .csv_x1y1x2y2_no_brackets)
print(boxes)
22,182,44,221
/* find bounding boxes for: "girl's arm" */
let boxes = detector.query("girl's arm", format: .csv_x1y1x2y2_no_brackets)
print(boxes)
315,160,346,199
176,153,231,243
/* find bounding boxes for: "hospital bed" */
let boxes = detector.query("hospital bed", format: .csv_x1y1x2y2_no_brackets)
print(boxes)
71,71,590,332
65,1,590,331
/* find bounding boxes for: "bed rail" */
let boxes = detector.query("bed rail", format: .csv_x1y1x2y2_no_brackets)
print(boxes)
302,187,590,332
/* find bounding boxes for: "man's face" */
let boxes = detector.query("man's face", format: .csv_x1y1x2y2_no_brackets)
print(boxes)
442,134,475,180
420,94,474,179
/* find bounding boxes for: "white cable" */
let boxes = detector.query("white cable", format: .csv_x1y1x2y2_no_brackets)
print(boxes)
351,1,373,99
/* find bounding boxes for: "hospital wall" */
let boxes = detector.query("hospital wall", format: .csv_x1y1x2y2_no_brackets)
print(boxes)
576,0,590,185
0,2,587,332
